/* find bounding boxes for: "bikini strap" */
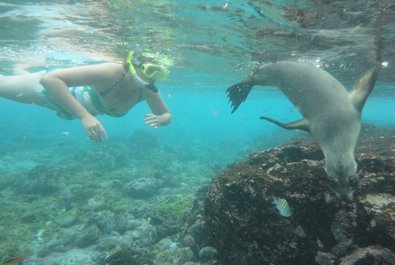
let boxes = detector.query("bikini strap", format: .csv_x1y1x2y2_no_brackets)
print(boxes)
99,69,128,96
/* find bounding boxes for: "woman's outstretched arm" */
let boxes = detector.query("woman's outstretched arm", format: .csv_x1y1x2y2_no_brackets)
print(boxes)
39,64,115,142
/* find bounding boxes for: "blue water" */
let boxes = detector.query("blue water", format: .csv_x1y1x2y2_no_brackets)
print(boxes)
1,83,394,150
1,1,395,263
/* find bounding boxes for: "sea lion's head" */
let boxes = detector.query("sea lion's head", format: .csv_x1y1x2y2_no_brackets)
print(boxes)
324,151,358,199
318,114,361,200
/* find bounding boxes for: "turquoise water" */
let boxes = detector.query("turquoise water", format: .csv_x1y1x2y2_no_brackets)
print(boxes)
0,1,394,264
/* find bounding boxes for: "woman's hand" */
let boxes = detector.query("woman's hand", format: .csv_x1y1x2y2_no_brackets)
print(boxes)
81,114,108,142
144,113,172,128
144,113,160,128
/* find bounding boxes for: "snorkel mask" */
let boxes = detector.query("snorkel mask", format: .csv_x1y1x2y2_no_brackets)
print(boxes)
126,51,170,81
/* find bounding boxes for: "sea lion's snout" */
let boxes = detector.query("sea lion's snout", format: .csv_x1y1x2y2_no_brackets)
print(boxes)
327,177,356,200
324,156,357,200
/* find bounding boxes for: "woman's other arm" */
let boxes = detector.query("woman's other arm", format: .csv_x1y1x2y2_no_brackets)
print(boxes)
144,90,172,128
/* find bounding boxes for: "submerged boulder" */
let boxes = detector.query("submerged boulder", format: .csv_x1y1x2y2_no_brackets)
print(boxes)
184,126,395,265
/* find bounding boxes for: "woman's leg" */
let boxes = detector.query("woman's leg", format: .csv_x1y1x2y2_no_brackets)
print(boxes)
0,71,46,105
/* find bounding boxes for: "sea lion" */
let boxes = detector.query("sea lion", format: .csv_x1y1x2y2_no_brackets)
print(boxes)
227,61,380,198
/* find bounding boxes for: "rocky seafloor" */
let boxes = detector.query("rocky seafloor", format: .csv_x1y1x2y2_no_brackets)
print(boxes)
0,129,236,265
182,125,395,265
1,126,394,265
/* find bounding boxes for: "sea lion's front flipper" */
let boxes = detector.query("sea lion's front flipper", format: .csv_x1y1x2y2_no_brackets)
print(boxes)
260,116,310,132
227,80,255,113
349,66,380,112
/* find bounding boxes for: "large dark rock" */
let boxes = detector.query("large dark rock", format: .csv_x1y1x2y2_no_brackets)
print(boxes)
185,126,395,265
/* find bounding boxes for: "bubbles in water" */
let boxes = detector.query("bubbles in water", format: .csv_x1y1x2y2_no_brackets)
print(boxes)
381,61,389,68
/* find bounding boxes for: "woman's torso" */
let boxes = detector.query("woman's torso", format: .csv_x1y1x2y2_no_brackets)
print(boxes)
91,64,145,117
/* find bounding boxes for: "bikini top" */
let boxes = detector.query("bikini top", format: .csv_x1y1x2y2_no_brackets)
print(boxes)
96,67,160,117
99,68,159,97
99,69,128,97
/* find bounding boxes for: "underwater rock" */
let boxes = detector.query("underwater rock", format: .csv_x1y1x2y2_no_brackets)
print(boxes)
198,246,218,262
96,234,122,252
182,234,198,254
150,212,184,239
157,238,178,251
56,208,79,228
121,219,157,248
184,126,395,265
113,213,139,233
78,142,130,172
124,178,164,199
89,210,116,233
37,248,101,265
104,248,154,265
35,227,79,256
75,224,100,248
173,247,195,265
24,165,65,195
338,246,395,265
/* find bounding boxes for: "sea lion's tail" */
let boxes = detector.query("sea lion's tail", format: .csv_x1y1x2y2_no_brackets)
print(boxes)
226,79,256,113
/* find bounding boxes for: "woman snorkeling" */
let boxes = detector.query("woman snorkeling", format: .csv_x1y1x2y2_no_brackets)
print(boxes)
0,51,172,143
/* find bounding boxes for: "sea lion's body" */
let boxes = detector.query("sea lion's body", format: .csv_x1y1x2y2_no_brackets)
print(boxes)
227,62,379,198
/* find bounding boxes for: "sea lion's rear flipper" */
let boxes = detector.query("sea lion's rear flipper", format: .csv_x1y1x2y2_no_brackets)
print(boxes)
226,80,255,113
260,116,310,132
349,66,380,112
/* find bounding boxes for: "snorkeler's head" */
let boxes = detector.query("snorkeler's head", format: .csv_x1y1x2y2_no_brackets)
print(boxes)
126,50,171,81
